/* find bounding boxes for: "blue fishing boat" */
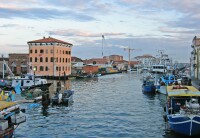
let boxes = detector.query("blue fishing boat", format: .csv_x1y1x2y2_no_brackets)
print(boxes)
164,85,200,136
157,75,177,94
142,76,156,93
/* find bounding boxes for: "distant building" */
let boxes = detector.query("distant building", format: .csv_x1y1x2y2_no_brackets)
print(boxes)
105,55,123,61
83,65,99,74
0,56,9,77
8,53,29,75
27,36,73,76
134,54,156,68
191,36,200,79
83,58,109,65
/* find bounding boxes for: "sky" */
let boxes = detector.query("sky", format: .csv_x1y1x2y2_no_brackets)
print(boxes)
1,0,200,63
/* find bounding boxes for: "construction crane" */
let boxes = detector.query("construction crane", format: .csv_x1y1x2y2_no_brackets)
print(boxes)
124,47,136,62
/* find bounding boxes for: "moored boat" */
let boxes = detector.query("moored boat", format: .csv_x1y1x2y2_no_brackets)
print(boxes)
11,74,52,91
142,75,156,93
0,101,26,137
164,85,200,136
157,75,177,94
51,90,74,105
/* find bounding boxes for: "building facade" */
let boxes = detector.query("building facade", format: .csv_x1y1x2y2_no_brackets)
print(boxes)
0,57,9,77
8,53,29,75
134,54,156,68
191,36,200,79
27,37,73,76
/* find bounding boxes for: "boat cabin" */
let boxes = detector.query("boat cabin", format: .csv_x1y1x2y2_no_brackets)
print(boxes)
152,65,166,74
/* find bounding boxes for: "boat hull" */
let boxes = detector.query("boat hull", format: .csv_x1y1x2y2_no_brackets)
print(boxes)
157,86,167,94
168,115,200,136
142,85,155,93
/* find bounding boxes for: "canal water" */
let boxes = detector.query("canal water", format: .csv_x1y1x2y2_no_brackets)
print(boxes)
14,73,185,138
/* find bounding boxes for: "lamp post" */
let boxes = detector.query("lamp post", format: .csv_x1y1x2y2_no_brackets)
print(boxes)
33,67,36,86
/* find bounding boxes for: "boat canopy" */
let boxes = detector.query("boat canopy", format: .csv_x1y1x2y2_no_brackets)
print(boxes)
0,101,16,111
167,86,200,97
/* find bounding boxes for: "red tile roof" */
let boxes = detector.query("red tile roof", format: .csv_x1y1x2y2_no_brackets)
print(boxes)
27,37,72,45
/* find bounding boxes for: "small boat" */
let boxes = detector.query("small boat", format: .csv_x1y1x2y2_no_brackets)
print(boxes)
11,74,52,91
164,85,200,136
0,101,26,137
142,76,156,93
51,90,74,105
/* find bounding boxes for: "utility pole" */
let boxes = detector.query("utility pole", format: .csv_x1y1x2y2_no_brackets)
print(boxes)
102,35,104,57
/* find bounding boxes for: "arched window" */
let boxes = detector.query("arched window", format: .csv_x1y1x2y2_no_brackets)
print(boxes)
35,49,37,53
45,66,48,71
45,57,48,62
40,57,43,62
30,57,32,62
35,57,37,62
40,66,44,71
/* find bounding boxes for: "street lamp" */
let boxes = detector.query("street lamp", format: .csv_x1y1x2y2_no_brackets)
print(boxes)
33,67,36,86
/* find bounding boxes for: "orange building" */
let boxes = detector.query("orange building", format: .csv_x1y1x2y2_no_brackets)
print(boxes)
27,37,73,76
83,65,99,74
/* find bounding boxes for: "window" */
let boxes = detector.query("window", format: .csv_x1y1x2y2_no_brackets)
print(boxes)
66,66,68,71
68,58,70,63
62,66,64,71
40,57,43,62
35,57,37,62
45,57,48,62
68,66,70,71
35,49,37,53
63,58,64,62
30,50,32,53
63,51,64,54
50,49,53,53
40,66,44,71
46,49,48,54
30,57,32,62
56,66,58,71
66,58,68,63
51,57,54,62
60,58,61,62
45,66,48,71
69,51,71,55
40,49,44,53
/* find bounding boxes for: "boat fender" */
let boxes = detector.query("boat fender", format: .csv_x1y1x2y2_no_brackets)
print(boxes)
164,107,166,112
163,115,167,122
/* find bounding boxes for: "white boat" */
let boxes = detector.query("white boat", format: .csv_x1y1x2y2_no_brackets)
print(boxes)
11,74,52,90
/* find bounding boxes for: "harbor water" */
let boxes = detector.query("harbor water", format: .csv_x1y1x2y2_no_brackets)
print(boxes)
14,73,185,138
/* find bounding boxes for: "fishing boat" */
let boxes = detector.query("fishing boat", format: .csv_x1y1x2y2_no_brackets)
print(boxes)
164,85,200,136
11,74,52,91
142,75,156,93
157,75,177,94
51,90,74,105
0,101,26,137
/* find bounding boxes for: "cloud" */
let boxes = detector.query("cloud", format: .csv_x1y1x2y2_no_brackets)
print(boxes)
48,29,127,37
0,7,96,21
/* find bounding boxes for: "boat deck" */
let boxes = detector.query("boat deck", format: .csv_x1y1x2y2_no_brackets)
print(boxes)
167,85,200,97
0,101,16,111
